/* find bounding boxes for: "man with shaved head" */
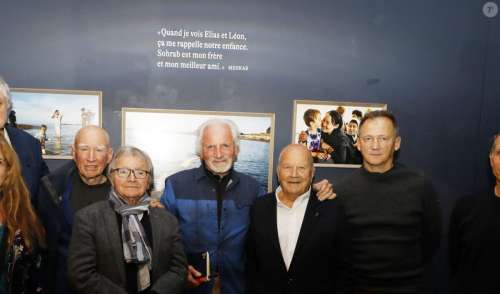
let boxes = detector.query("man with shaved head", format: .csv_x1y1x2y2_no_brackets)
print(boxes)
246,144,350,293
37,125,114,294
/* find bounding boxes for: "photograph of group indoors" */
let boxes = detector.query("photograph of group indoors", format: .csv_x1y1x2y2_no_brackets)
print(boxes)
10,88,102,159
292,100,386,167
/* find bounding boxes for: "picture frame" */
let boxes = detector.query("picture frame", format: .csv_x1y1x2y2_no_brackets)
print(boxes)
292,99,387,168
11,88,102,159
122,108,275,192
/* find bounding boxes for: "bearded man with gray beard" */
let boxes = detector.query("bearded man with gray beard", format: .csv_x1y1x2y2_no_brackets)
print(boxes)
161,119,262,294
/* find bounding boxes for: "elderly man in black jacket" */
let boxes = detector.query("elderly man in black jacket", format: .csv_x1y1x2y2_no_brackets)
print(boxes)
246,144,351,294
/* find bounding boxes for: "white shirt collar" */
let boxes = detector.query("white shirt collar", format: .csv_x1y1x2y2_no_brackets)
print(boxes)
275,186,311,208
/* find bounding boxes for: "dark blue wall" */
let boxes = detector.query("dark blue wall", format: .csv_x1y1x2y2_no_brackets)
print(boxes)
1,1,499,292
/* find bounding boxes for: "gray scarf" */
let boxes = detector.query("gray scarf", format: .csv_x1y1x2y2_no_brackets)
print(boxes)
109,190,152,291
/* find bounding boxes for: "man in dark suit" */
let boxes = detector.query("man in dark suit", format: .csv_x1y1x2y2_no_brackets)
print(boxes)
0,76,49,202
246,144,351,294
346,119,362,164
37,125,114,294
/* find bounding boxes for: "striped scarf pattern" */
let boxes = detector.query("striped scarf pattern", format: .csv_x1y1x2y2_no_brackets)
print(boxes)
108,190,152,265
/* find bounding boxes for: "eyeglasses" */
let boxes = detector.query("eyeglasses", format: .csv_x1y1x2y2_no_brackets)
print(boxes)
110,168,149,179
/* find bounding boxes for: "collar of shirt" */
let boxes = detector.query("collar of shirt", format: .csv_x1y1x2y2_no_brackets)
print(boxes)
275,186,311,209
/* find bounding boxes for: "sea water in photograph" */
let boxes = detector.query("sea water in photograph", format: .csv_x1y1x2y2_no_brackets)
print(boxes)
126,128,270,191
25,124,80,156
11,90,100,157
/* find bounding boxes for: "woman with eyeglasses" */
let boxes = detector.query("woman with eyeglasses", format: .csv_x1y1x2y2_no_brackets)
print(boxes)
0,136,46,293
68,146,187,294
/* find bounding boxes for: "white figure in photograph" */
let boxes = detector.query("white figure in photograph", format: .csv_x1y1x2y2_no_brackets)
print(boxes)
86,108,94,125
51,109,63,138
81,107,95,127
81,108,88,127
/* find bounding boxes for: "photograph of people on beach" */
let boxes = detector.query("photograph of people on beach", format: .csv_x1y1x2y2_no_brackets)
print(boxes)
292,99,387,168
122,108,275,192
11,88,102,159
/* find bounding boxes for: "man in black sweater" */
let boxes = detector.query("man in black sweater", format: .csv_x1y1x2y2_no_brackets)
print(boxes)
335,110,441,294
448,132,500,294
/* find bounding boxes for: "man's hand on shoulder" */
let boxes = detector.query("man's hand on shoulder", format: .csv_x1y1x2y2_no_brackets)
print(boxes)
312,179,336,201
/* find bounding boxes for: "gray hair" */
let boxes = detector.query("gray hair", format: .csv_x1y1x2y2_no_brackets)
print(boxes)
0,76,13,114
107,146,155,192
194,118,240,157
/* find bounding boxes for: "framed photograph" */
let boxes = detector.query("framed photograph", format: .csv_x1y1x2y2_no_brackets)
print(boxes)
11,88,102,159
292,99,387,168
122,108,275,193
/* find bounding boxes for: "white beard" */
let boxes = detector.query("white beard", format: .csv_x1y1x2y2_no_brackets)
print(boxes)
205,159,233,175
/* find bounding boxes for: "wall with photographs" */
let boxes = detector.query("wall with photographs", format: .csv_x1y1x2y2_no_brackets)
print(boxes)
1,1,499,293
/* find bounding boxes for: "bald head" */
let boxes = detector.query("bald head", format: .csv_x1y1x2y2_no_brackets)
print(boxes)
72,126,113,185
278,144,314,168
74,125,110,146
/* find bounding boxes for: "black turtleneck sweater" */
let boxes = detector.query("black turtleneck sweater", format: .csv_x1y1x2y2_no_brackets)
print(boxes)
335,164,441,294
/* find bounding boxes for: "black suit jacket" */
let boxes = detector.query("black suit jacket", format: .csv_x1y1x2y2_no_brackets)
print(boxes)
246,191,351,294
68,200,187,294
6,125,49,202
345,134,362,165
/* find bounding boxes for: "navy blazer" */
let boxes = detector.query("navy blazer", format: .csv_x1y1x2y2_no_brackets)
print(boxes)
6,125,49,202
36,161,78,294
246,191,352,294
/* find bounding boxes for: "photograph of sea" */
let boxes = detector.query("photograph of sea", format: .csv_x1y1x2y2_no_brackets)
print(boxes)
123,109,274,192
11,89,101,158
